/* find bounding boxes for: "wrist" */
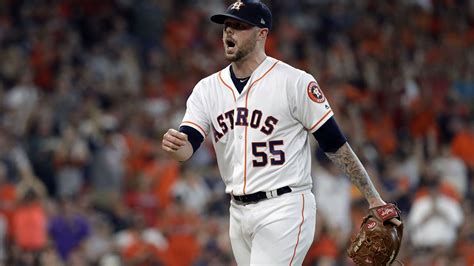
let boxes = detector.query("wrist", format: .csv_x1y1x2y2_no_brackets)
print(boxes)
368,197,386,208
169,141,193,162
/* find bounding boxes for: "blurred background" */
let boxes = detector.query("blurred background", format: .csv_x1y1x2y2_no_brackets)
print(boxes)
0,0,473,265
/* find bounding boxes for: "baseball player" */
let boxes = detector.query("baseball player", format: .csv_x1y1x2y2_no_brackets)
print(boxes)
162,1,394,265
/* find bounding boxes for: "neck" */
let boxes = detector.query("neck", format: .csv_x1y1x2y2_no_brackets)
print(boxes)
231,50,267,78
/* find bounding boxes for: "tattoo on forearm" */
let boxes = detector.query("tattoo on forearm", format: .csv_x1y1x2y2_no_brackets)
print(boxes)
325,143,380,200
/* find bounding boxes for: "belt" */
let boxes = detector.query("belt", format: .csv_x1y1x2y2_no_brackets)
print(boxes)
232,186,292,204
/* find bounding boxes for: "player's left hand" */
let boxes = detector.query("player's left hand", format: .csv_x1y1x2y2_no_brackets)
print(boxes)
368,199,401,226
348,203,403,265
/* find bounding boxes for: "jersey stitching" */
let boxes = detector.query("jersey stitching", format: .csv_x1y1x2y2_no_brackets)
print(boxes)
243,127,248,194
181,121,207,137
308,109,333,132
243,60,280,194
289,194,305,266
218,70,237,102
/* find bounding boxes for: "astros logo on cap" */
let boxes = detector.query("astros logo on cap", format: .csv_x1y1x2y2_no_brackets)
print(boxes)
231,1,245,10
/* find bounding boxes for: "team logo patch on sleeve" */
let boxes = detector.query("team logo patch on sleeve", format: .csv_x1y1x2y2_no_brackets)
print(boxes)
307,81,325,103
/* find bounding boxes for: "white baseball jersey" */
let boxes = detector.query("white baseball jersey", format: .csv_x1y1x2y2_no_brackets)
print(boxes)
181,56,333,195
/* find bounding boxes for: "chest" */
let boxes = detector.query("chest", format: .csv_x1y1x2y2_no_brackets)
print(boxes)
213,76,290,117
209,79,291,138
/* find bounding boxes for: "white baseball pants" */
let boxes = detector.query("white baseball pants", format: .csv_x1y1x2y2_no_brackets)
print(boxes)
229,190,316,265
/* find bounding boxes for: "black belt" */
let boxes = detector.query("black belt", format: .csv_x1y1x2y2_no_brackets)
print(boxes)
232,186,292,204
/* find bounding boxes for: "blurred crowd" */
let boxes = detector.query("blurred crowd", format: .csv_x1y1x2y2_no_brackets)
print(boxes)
0,0,473,265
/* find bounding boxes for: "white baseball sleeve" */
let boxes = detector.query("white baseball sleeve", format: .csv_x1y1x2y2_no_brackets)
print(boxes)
291,72,334,133
180,82,211,138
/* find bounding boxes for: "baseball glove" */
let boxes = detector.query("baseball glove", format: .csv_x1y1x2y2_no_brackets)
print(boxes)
347,203,403,265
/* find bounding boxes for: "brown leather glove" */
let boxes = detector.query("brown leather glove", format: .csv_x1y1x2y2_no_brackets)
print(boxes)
347,203,403,265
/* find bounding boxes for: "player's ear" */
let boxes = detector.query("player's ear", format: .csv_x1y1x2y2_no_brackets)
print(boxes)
257,28,268,40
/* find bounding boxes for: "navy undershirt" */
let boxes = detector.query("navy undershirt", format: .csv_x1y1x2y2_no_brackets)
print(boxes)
179,125,204,153
312,117,347,152
230,65,250,94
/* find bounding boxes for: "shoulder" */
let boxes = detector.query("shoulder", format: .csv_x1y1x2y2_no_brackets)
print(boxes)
196,72,219,88
268,57,302,74
194,66,230,91
271,58,314,83
270,59,320,98
189,74,220,97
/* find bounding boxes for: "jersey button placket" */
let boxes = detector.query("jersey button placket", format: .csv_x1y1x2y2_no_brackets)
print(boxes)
234,93,246,193
234,116,244,159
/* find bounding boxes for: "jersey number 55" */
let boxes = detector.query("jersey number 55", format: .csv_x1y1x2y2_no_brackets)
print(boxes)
252,140,285,167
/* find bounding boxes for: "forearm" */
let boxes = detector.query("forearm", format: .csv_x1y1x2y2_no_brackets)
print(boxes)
325,142,383,207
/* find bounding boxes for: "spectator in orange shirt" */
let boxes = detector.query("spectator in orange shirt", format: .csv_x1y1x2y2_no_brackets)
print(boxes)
10,166,48,265
116,214,167,266
12,189,47,265
304,215,339,266
451,116,474,170
0,162,16,237
159,198,201,266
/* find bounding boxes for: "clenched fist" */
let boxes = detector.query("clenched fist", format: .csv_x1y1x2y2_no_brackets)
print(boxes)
161,129,193,161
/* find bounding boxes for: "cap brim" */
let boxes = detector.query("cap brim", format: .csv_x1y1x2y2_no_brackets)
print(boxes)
210,14,259,27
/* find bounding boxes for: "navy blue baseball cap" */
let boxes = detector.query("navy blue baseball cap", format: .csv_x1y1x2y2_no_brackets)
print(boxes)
210,0,272,30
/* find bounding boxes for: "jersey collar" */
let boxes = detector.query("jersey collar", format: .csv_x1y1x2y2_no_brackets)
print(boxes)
221,57,278,96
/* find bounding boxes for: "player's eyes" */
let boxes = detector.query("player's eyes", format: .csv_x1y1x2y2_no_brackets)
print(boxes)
224,22,252,31
235,23,247,30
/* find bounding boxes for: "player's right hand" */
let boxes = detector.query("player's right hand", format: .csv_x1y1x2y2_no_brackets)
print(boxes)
162,129,188,152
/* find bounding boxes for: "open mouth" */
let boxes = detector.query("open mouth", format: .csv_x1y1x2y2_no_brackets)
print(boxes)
226,39,236,48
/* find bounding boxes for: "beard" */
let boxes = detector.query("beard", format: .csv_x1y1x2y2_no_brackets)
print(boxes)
224,32,258,62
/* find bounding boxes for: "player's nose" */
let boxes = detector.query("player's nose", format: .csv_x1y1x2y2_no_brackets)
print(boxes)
224,25,234,35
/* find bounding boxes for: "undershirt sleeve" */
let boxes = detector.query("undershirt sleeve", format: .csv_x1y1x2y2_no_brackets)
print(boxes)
179,125,204,153
312,117,347,153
